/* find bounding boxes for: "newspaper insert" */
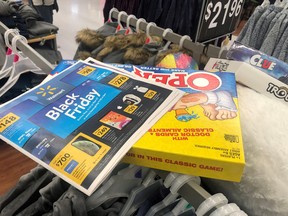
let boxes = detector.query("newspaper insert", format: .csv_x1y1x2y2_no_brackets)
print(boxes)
0,60,184,195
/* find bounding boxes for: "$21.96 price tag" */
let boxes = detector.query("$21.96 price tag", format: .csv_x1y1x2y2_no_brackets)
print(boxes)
197,0,244,42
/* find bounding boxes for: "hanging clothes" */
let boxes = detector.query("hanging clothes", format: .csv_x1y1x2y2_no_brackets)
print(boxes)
74,21,200,69
250,5,282,49
236,5,268,45
272,15,288,58
0,164,246,216
102,0,202,41
237,2,288,63
260,10,288,55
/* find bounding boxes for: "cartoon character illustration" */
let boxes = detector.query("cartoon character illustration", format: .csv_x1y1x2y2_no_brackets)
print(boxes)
123,94,142,105
172,90,237,121
174,109,200,122
100,111,132,130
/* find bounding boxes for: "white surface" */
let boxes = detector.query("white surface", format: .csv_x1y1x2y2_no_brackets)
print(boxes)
53,0,105,59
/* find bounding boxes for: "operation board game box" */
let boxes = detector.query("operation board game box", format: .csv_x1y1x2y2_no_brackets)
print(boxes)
87,58,245,182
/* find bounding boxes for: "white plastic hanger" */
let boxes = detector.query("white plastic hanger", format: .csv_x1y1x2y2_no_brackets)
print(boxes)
282,0,288,9
125,14,136,35
116,11,127,32
261,0,270,7
163,172,201,193
136,18,146,33
145,172,201,216
162,28,173,51
209,203,240,216
229,210,248,216
107,7,119,22
179,35,192,50
145,22,157,44
0,35,45,97
196,193,229,216
274,0,282,7
0,29,19,80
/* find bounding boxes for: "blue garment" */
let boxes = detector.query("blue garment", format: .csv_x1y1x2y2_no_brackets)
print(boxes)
251,6,282,49
272,16,288,58
260,11,287,55
278,33,288,62
249,5,277,49
237,6,267,45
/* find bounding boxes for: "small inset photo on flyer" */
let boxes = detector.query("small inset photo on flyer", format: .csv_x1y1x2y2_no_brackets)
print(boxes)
71,136,101,156
100,111,132,130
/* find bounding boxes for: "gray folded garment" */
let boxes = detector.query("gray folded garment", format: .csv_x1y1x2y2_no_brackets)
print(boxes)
1,170,55,216
15,177,70,216
0,165,46,211
95,22,118,36
53,186,88,216
0,0,16,16
27,20,59,37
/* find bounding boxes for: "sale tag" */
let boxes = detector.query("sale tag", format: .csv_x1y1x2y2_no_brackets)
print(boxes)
0,113,20,133
197,0,244,42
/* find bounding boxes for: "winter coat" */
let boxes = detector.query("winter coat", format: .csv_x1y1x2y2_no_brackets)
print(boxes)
31,0,55,6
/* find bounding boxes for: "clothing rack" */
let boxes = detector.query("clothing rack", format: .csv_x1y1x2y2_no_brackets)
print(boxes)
0,16,235,215
0,22,54,74
109,10,226,214
110,10,205,63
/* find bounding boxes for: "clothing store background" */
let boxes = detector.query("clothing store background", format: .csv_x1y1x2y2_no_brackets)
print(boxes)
3,1,288,216
0,0,248,198
54,0,106,59
0,0,107,195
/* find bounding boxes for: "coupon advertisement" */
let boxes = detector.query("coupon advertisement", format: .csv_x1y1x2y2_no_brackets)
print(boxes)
0,60,184,195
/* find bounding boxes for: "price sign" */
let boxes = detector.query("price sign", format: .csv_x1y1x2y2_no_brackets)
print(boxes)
197,0,244,42
0,113,19,132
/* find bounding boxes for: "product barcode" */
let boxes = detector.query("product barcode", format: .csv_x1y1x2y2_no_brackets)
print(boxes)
224,134,239,143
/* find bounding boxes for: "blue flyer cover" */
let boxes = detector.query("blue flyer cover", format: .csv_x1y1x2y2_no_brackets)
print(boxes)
227,41,288,85
50,60,77,75
0,60,184,195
